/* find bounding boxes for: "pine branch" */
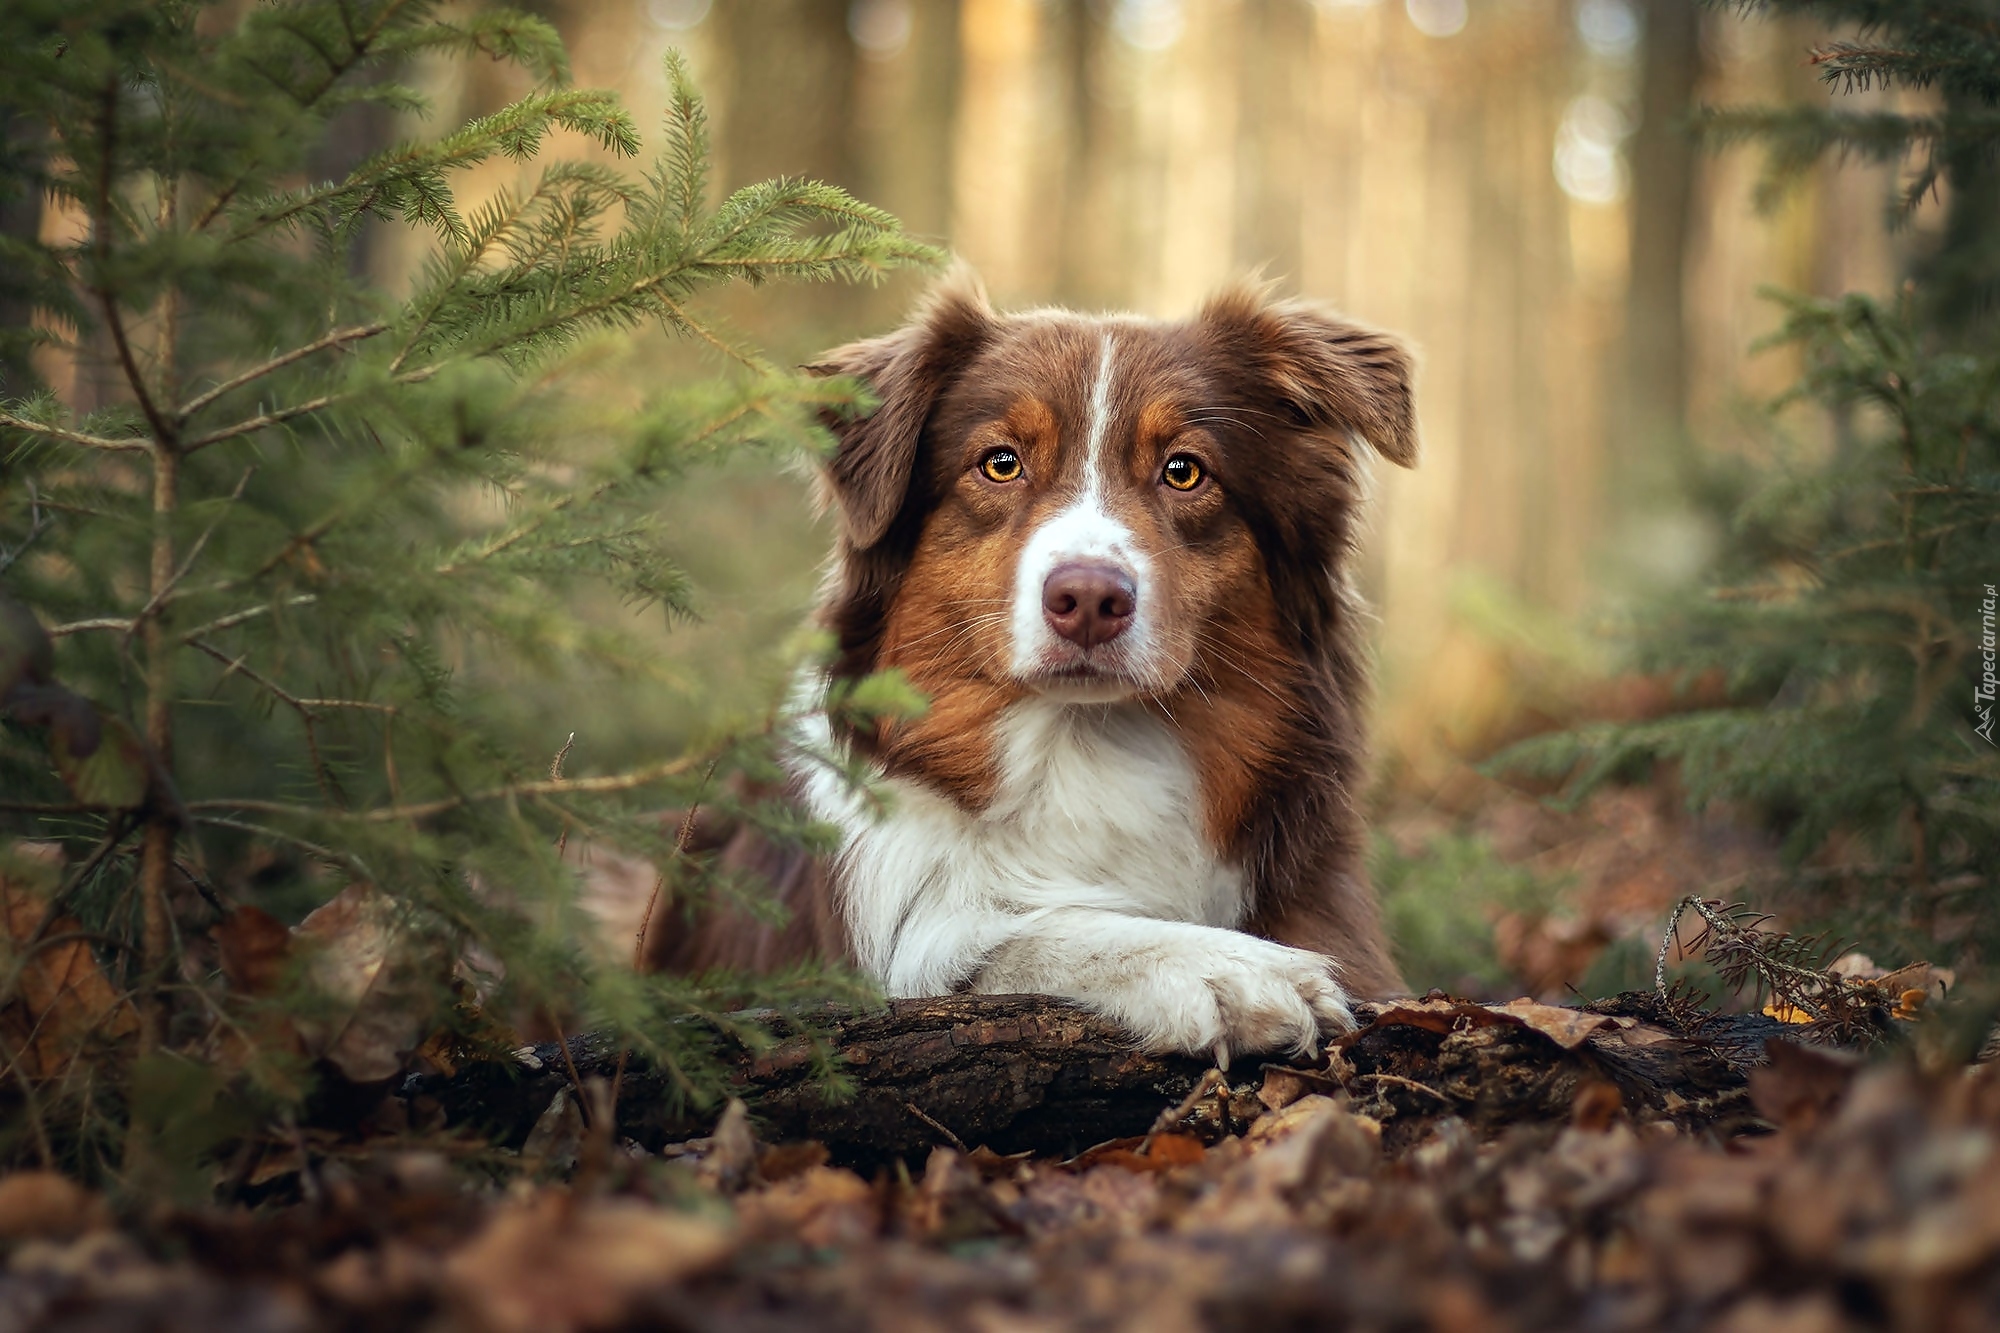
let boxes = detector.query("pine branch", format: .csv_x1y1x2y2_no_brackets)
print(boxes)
184,755,702,823
237,88,638,244
661,51,711,241
1656,895,1897,1044
177,595,320,642
0,413,149,454
181,364,440,453
120,467,256,649
190,0,424,232
176,324,388,422
186,637,345,807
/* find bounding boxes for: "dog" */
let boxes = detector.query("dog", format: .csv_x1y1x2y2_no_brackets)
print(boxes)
642,272,1416,1065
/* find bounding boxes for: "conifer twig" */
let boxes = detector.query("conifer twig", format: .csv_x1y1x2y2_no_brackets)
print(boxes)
1655,895,1890,1042
184,756,701,823
0,413,149,454
175,324,389,421
176,595,319,642
180,365,441,453
90,78,177,456
48,617,137,639
189,0,419,234
186,638,344,806
190,815,366,877
633,753,724,971
551,733,576,857
0,489,52,575
121,467,256,649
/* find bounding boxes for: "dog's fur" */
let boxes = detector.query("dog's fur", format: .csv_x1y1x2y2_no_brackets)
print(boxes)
658,272,1416,1063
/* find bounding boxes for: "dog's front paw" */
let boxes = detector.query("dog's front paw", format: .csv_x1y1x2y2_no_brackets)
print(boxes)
1121,934,1355,1067
1200,936,1355,1067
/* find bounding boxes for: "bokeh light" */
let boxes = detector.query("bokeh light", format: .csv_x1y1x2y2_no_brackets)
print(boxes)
644,0,710,33
1554,94,1630,204
1407,0,1468,38
849,0,913,58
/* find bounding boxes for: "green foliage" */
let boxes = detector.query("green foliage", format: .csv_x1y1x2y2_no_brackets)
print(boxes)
0,0,936,1181
1368,832,1561,998
1697,0,2000,326
1498,0,2000,969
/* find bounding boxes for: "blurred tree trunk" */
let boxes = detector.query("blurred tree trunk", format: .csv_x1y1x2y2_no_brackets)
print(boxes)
716,0,859,210
1619,0,1702,475
900,0,962,243
1924,90,2000,338
0,114,40,394
1232,0,1309,287
848,0,959,329
307,95,398,283
1051,0,1098,304
713,0,862,343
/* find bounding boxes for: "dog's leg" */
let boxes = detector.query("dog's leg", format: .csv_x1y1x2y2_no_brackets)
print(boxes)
965,909,1356,1064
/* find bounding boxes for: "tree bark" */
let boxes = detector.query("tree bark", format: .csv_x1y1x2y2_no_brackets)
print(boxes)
1618,0,1703,474
400,993,1789,1170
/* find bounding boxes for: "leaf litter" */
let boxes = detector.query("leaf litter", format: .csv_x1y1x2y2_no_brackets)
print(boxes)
3,996,1998,1333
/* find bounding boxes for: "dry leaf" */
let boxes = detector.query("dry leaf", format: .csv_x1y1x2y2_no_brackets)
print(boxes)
0,871,138,1080
1495,997,1619,1049
903,1147,1018,1241
215,905,293,997
0,1171,108,1242
1067,1133,1207,1175
1011,1164,1160,1236
444,1193,734,1333
1355,997,1500,1037
292,882,452,1083
1184,1095,1379,1232
1257,1064,1346,1112
699,1097,759,1193
1748,1040,1861,1135
735,1165,877,1247
756,1140,831,1183
1762,1000,1818,1024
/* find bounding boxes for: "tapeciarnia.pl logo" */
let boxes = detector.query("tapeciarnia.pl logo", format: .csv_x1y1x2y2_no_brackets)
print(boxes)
1978,583,1998,745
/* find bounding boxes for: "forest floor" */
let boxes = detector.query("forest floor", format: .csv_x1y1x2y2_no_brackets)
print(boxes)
2,1003,1996,1332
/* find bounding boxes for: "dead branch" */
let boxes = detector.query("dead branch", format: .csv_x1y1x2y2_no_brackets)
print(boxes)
400,992,1791,1170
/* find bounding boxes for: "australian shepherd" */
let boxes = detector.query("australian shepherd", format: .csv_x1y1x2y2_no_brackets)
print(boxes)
648,272,1416,1066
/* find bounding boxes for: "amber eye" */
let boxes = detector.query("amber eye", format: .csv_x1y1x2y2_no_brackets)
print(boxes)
1161,455,1204,491
979,448,1024,483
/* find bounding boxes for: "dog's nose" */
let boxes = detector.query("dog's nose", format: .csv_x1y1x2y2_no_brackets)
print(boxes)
1042,562,1136,649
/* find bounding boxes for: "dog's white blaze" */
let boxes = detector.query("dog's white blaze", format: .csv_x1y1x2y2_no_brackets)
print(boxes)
1006,334,1158,688
1083,333,1116,498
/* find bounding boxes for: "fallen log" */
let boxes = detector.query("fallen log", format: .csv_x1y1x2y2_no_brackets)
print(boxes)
399,992,1792,1168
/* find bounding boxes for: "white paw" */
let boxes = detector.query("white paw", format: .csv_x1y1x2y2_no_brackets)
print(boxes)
1122,934,1355,1066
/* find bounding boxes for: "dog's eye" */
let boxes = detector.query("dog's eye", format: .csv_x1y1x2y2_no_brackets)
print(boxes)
979,448,1024,483
1161,455,1204,491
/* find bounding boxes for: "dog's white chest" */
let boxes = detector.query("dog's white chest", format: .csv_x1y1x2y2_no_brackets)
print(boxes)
792,695,1245,996
979,701,1241,924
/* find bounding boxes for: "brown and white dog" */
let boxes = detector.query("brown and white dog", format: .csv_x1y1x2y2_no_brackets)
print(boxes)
768,272,1416,1065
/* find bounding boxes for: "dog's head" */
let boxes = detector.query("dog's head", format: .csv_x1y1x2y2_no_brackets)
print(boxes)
810,271,1416,759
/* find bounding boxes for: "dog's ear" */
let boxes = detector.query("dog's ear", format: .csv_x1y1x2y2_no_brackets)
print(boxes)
806,270,996,549
1197,284,1418,468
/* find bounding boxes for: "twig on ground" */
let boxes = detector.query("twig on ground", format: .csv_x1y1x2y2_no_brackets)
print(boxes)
1147,1067,1226,1142
903,1100,969,1153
